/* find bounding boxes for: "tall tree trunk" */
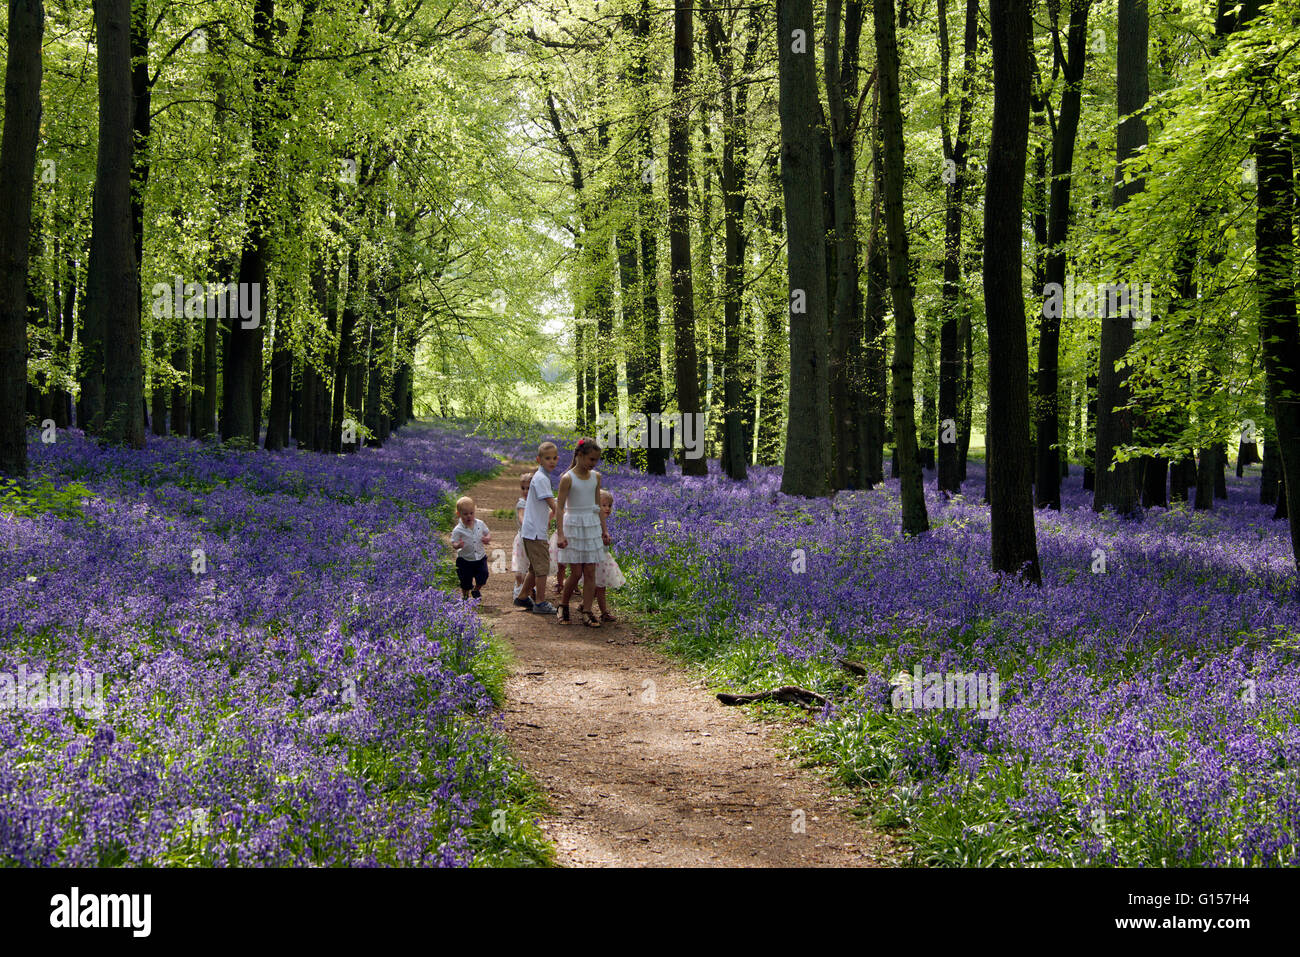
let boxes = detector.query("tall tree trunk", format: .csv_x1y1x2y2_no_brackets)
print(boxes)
1034,0,1091,509
937,0,979,494
1214,441,1228,498
1093,0,1146,515
705,2,759,481
265,297,292,449
758,169,788,468
1082,330,1097,489
1262,426,1281,506
983,0,1040,581
777,0,833,496
87,0,144,448
224,0,318,446
131,0,164,438
863,86,888,484
170,329,189,438
343,276,366,454
54,235,75,428
1195,445,1216,510
825,0,867,489
314,250,338,451
669,0,707,476
329,244,357,453
873,0,928,530
0,0,43,475
635,193,662,470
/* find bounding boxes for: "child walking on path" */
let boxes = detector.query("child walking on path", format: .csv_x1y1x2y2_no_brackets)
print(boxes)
450,496,491,599
555,438,611,627
518,443,560,615
592,489,626,621
511,470,534,601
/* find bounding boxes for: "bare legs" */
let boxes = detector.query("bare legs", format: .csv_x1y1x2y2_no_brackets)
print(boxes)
560,562,597,619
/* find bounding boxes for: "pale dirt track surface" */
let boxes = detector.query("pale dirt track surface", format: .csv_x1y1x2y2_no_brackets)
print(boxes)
455,462,901,867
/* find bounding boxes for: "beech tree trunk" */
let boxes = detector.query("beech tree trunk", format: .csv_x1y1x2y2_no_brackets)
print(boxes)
777,0,832,497
86,0,144,448
0,0,44,475
873,0,928,531
937,0,979,495
668,0,706,477
825,0,868,490
863,85,888,485
983,0,1040,581
265,299,293,449
1034,0,1091,510
1093,0,1146,514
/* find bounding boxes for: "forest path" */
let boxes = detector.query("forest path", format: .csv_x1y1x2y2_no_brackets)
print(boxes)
456,462,899,867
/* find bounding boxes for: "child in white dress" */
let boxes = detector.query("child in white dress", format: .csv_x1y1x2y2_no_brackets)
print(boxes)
554,437,610,627
511,470,533,602
593,489,626,622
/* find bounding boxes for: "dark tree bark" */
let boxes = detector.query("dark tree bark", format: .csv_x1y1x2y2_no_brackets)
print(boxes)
363,319,383,448
705,2,760,481
614,80,643,457
314,255,337,451
1034,0,1091,510
1194,446,1216,510
863,85,888,485
224,0,318,446
668,0,706,476
575,323,589,433
342,278,366,455
170,330,189,438
265,297,292,449
758,160,788,468
545,89,592,437
1093,0,1146,515
54,235,75,428
329,244,357,453
776,0,833,496
130,0,165,439
0,0,43,475
824,0,869,489
1237,437,1260,475
873,0,928,530
86,0,144,448
937,0,979,495
983,0,1040,581
1262,426,1281,506
1214,441,1228,498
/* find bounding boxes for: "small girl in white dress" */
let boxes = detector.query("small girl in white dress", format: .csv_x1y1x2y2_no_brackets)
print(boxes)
511,470,533,602
555,437,610,627
592,489,626,621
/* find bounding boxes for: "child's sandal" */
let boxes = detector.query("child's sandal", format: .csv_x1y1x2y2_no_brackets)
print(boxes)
581,608,601,628
557,604,571,625
601,612,617,622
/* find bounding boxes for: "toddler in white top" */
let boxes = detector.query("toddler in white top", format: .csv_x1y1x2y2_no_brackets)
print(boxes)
450,496,491,600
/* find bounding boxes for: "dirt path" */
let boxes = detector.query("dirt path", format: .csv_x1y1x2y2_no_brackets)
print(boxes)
457,462,899,867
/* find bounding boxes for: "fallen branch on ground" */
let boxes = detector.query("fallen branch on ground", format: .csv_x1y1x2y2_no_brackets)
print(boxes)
716,686,831,708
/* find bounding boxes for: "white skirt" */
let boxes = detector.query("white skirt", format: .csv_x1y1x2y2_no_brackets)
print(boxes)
557,509,605,565
511,532,527,573
594,551,626,589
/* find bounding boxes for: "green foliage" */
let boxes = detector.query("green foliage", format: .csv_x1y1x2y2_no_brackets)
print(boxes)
0,478,91,521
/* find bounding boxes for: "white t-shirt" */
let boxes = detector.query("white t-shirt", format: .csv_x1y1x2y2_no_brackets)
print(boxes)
451,518,490,561
520,471,554,540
